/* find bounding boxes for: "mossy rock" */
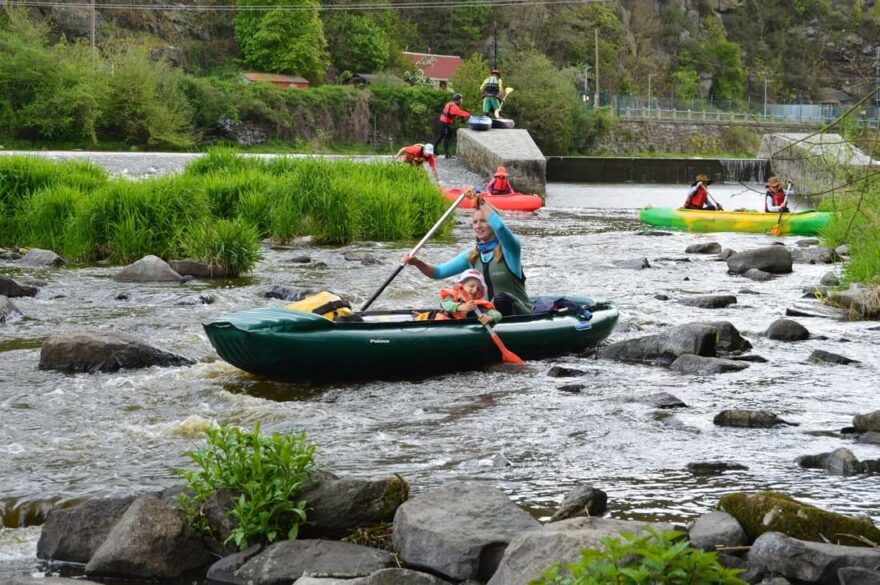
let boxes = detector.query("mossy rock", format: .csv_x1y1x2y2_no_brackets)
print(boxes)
718,491,880,546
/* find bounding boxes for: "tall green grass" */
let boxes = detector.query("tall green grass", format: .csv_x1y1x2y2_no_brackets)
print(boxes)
819,180,880,285
1,151,450,275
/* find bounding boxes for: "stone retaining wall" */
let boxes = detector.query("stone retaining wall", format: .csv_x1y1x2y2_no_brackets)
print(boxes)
593,119,818,155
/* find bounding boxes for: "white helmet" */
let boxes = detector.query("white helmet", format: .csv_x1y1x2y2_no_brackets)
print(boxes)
422,143,434,156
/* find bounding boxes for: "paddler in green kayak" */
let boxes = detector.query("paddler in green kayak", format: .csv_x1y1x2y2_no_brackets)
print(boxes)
683,174,723,210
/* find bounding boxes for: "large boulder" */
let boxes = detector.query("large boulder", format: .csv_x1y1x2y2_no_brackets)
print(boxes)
670,354,749,374
685,242,722,254
678,295,737,309
853,410,880,433
797,448,871,476
113,255,185,283
829,285,880,319
299,475,409,538
748,532,880,584
701,321,752,353
39,332,195,373
766,319,810,341
294,568,451,585
791,246,838,264
598,323,717,365
688,511,747,551
837,567,880,585
726,246,793,274
85,495,212,579
0,276,38,298
719,492,880,546
393,483,541,581
548,486,608,522
809,350,859,365
168,259,227,279
206,543,263,585
20,248,65,266
37,496,136,563
487,517,676,585
714,410,796,428
235,540,394,585
0,295,22,323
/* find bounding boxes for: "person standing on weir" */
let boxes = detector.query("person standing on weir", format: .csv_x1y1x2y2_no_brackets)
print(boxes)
434,93,470,159
480,68,504,117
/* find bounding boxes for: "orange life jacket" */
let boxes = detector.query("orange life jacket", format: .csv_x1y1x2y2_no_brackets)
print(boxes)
486,177,514,195
436,287,497,320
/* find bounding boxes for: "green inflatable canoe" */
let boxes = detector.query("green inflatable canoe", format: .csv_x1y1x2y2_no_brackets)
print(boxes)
204,296,618,382
639,207,831,236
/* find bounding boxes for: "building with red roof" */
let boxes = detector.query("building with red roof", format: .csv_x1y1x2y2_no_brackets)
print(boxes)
240,72,310,89
402,51,463,90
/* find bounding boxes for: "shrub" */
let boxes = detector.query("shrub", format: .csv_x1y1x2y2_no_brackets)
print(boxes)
534,529,744,585
184,218,262,277
720,127,760,156
17,185,83,252
177,422,316,550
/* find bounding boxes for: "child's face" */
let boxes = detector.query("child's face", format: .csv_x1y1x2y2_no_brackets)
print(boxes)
461,278,484,298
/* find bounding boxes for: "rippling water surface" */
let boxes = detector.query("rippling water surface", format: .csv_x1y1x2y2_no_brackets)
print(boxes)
2,182,878,578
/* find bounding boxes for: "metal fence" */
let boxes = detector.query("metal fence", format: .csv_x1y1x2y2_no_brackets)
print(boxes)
594,94,880,128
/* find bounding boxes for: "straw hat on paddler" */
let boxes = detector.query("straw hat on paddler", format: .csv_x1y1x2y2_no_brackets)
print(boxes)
694,173,712,185
766,176,784,190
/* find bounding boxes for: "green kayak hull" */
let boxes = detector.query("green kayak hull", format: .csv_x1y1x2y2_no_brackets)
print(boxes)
204,296,618,382
639,207,831,236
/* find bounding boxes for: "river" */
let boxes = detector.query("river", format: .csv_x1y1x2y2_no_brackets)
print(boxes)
1,172,878,579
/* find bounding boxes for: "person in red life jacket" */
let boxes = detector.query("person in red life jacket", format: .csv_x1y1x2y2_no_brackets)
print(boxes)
393,142,440,182
485,166,515,196
764,176,793,213
437,269,502,324
434,93,470,159
683,174,722,210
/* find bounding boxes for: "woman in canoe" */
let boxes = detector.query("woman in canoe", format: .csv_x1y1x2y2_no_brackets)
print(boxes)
484,166,515,196
403,198,531,316
765,176,793,213
683,174,722,210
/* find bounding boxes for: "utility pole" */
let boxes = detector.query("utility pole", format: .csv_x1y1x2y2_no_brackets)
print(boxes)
493,23,498,70
763,77,768,118
594,29,600,107
875,46,880,107
583,63,591,103
90,0,96,61
648,73,654,114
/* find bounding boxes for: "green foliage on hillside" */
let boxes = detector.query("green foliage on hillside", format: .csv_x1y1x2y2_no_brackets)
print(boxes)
234,0,329,84
325,13,390,74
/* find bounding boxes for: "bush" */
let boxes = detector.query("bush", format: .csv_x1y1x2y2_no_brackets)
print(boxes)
177,422,316,550
17,185,83,252
720,127,760,156
534,529,744,585
184,218,262,277
817,182,880,286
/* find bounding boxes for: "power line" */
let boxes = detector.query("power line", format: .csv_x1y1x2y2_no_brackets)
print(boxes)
5,0,608,11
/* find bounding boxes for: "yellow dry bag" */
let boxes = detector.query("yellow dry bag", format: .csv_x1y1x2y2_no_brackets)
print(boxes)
287,291,353,321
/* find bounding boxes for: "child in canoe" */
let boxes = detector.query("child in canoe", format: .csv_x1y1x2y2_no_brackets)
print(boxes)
437,269,502,324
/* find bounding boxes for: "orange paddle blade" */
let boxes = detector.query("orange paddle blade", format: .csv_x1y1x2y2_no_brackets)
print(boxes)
487,329,525,365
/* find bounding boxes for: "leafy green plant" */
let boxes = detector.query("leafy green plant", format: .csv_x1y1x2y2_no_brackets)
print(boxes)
177,422,316,550
184,218,261,277
533,529,744,585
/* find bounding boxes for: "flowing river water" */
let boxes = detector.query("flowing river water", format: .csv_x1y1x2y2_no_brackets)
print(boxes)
1,164,879,579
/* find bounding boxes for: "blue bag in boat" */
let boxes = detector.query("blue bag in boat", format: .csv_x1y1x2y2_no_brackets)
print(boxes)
533,297,592,325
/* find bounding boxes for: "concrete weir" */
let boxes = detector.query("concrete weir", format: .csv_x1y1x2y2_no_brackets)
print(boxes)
456,128,546,195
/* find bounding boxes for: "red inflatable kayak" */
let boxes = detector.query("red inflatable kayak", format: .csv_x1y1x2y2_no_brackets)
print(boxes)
441,188,543,212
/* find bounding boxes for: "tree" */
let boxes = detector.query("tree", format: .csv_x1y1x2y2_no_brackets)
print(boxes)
325,13,390,73
450,54,489,115
671,68,700,101
234,0,329,85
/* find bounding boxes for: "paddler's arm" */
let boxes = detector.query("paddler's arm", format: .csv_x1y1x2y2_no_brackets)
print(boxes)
403,252,469,279
484,206,523,278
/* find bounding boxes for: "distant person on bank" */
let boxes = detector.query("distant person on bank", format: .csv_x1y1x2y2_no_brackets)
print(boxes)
764,176,793,213
480,69,504,118
485,166,515,195
683,174,722,210
402,196,531,316
393,143,440,182
434,93,470,159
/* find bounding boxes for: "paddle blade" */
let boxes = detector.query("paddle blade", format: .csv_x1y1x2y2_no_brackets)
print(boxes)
488,329,525,365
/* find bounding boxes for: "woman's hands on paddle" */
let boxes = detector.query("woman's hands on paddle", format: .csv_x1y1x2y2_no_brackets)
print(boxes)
476,313,494,325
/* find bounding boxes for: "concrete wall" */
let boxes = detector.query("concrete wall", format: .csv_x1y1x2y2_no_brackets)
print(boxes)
592,119,817,155
547,157,769,184
457,129,546,195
